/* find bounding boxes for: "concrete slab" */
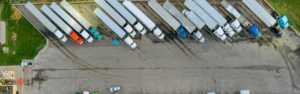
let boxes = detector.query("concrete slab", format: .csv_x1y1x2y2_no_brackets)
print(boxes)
0,21,6,45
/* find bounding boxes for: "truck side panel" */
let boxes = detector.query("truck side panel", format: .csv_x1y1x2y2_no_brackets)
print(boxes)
185,11,205,30
50,2,83,32
184,0,217,30
40,4,73,35
242,0,276,27
123,0,155,31
163,0,196,34
107,0,136,25
25,2,57,33
194,0,227,26
60,0,92,30
95,0,126,27
93,8,126,38
148,0,180,31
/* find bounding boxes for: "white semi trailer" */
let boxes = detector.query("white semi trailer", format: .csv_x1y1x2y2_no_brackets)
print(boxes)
220,0,243,33
193,0,235,37
24,1,67,43
60,0,103,41
94,8,137,49
107,0,147,36
40,4,83,45
123,0,164,39
163,0,204,42
184,0,226,41
50,2,93,43
148,0,187,38
95,0,136,38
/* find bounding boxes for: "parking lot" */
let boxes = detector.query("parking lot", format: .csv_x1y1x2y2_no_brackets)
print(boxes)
13,0,300,94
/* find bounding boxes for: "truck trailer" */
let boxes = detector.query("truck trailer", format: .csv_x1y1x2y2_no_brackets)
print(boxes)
40,4,83,45
221,0,259,38
184,0,226,41
107,0,147,36
50,2,93,43
94,8,137,49
123,0,164,39
242,0,287,37
60,0,103,40
95,0,136,38
24,1,67,43
163,0,204,42
148,0,186,38
193,0,235,37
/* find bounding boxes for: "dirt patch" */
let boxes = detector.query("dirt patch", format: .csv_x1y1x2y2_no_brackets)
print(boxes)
10,6,21,20
12,32,17,40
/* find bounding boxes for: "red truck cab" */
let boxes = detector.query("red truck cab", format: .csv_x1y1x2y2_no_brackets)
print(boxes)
70,32,83,45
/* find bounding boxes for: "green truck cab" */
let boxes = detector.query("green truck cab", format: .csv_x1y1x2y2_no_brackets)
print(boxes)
89,27,103,40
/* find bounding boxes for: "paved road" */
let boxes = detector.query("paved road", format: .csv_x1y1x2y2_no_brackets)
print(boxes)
16,1,300,94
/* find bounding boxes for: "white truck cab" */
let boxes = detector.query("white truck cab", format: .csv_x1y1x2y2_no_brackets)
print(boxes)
53,29,67,42
214,27,227,41
153,28,164,39
124,25,136,37
193,31,205,43
231,19,242,33
207,92,215,94
240,90,250,94
124,36,137,49
80,30,94,43
222,23,235,37
134,22,147,35
83,91,89,94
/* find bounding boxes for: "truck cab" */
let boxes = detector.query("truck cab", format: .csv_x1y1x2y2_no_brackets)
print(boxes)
277,15,289,29
124,24,136,37
230,19,242,33
193,31,205,43
80,30,94,43
53,29,68,42
248,25,260,38
271,23,283,37
89,27,103,40
177,27,186,38
222,23,235,37
70,32,83,45
153,28,165,39
134,22,147,35
124,36,137,49
214,27,227,41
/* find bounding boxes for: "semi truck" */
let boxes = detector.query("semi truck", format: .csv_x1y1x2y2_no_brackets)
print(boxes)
123,0,164,39
60,0,103,40
40,4,83,45
24,1,67,43
219,0,243,33
184,0,226,41
220,0,259,38
50,2,93,43
182,10,206,43
95,0,136,38
163,0,204,42
107,0,147,36
242,0,287,37
148,0,186,38
193,0,235,37
94,8,137,49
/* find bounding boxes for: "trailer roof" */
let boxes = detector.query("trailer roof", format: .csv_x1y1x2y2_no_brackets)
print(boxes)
148,0,180,31
185,11,205,30
25,1,57,32
95,0,126,26
41,4,73,34
50,2,82,32
60,0,91,30
163,0,196,34
94,8,126,38
107,0,137,25
123,0,155,31
194,0,227,26
184,0,217,30
242,0,276,27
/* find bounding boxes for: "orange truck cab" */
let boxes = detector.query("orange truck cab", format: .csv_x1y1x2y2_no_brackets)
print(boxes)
70,32,83,45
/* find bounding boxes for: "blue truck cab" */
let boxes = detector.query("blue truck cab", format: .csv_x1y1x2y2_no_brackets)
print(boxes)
89,27,103,40
248,25,259,38
177,27,186,38
277,15,289,29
